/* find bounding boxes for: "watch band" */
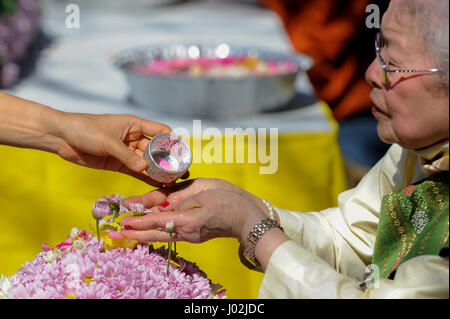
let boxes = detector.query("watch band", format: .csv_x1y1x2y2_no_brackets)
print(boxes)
242,217,283,267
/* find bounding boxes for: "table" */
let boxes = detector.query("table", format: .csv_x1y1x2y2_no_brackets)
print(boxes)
0,0,347,298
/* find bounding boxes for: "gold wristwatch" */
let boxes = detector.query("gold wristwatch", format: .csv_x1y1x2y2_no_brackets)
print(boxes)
239,217,283,268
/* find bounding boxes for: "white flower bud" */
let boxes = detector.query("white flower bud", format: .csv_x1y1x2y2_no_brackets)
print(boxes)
72,238,86,251
0,275,12,299
165,220,175,233
70,228,79,238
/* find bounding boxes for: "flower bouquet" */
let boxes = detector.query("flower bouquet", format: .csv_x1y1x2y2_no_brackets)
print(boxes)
0,195,226,299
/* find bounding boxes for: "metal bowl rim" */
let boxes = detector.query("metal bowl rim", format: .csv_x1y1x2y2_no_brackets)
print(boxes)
113,43,313,80
147,133,193,174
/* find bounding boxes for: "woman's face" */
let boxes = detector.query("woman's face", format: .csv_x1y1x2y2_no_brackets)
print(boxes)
365,0,449,150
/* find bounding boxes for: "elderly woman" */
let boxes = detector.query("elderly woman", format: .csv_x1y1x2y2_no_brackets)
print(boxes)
121,0,449,298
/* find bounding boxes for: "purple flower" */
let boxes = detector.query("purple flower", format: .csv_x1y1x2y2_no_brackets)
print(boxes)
93,194,129,219
92,202,110,220
98,194,124,214
129,203,152,216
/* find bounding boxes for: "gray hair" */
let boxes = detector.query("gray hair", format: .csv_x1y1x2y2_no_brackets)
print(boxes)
401,0,449,89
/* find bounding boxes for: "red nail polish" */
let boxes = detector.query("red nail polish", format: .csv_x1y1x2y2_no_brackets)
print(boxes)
123,225,134,230
160,201,170,208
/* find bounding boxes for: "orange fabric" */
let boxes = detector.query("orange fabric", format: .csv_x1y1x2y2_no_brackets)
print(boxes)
262,0,384,121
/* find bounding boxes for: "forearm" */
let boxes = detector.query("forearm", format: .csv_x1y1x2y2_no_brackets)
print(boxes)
0,92,65,153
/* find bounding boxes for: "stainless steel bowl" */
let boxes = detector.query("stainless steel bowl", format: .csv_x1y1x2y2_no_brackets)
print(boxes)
114,43,313,118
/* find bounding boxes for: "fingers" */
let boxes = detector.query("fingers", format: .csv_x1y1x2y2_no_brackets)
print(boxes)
121,210,192,233
120,229,172,243
110,141,148,172
157,180,198,211
120,209,202,243
181,171,190,180
118,136,188,186
137,118,172,138
174,192,205,211
121,212,169,230
126,179,197,212
136,138,151,152
112,116,170,173
124,188,170,208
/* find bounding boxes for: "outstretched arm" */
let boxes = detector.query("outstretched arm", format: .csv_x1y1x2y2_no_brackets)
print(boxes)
0,91,175,186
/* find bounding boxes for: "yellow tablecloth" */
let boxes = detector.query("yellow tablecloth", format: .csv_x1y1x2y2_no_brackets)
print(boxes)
0,104,346,299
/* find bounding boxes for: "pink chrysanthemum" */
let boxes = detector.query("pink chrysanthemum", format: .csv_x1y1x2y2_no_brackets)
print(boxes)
1,195,225,299
5,234,223,299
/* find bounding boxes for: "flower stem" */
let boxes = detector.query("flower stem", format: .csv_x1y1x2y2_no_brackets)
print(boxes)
166,232,173,276
96,219,100,242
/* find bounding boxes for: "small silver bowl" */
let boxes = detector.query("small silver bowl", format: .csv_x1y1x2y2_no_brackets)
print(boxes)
144,133,192,184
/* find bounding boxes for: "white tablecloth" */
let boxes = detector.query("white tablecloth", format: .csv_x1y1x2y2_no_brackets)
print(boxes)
6,0,331,133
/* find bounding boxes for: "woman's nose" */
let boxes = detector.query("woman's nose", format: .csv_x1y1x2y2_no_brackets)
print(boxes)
365,58,382,89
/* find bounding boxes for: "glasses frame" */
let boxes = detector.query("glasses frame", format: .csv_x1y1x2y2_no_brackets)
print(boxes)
375,32,441,84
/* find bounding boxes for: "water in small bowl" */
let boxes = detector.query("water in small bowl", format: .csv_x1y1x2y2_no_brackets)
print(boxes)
152,150,180,172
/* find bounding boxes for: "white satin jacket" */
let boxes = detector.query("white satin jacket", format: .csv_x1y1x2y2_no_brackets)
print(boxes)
258,141,449,298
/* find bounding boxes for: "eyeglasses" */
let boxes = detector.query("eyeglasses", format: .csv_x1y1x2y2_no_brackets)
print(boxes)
375,32,441,84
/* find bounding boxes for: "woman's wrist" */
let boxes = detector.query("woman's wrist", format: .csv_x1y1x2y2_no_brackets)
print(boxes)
241,191,280,223
254,227,289,271
237,198,288,270
35,105,67,153
25,102,67,154
0,92,66,153
235,198,267,244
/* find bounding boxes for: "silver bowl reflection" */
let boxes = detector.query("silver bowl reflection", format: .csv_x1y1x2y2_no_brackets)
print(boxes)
114,43,313,118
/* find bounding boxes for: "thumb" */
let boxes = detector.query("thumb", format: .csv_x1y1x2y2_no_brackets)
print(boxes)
112,143,148,172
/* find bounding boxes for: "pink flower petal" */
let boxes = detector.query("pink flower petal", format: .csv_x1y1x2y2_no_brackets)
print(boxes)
55,242,72,250
78,230,89,239
55,237,73,250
